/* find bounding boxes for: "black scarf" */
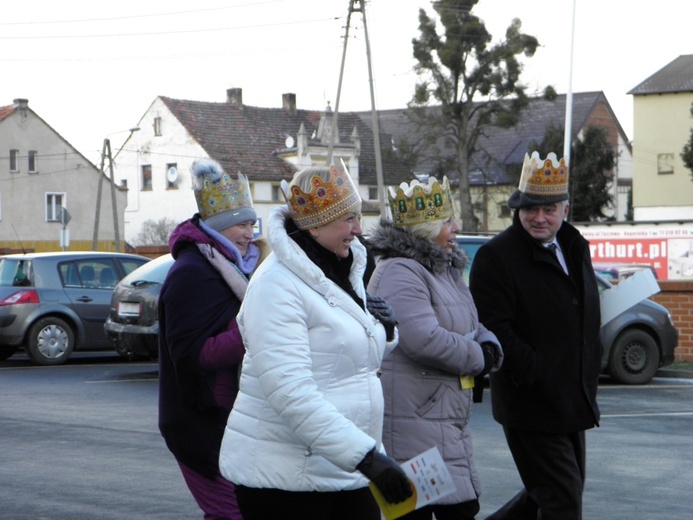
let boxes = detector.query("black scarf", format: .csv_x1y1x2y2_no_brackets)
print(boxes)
285,217,365,310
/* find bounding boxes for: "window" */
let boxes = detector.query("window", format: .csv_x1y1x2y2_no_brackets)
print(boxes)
142,165,152,190
271,184,283,202
28,150,37,173
153,117,162,136
9,149,19,172
60,259,120,289
498,204,511,218
657,153,674,175
46,193,65,221
368,186,379,200
166,163,178,189
0,259,33,287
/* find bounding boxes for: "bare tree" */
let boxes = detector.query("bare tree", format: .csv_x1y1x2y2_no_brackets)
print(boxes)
133,218,177,246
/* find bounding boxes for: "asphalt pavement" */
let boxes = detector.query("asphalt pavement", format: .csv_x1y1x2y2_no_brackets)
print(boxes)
1,353,692,519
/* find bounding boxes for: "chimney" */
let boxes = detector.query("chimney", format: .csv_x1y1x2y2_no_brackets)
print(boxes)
282,93,297,115
13,98,29,108
226,88,243,108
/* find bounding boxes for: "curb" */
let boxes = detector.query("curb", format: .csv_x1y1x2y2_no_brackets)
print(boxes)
656,369,693,380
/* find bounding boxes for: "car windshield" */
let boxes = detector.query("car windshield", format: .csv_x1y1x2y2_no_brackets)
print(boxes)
120,254,173,286
0,258,33,287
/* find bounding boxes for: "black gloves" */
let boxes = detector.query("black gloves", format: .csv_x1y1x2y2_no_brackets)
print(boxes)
478,342,499,377
473,342,499,403
357,448,412,504
366,294,397,341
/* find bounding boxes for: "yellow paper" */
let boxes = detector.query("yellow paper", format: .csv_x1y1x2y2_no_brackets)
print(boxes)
460,375,475,390
368,482,418,520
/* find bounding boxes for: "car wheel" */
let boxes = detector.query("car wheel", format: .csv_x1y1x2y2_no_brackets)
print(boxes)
0,346,18,360
608,329,660,385
27,317,75,366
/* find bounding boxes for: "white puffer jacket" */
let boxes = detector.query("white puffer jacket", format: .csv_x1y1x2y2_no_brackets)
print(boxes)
219,206,397,491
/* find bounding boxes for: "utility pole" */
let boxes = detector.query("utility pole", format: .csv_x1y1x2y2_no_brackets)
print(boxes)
106,140,122,252
327,0,387,216
92,138,121,252
92,139,109,251
563,0,577,166
92,127,138,251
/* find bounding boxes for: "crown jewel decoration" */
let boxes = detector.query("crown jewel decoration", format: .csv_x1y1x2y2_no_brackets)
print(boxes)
388,176,454,226
518,151,569,197
283,164,361,229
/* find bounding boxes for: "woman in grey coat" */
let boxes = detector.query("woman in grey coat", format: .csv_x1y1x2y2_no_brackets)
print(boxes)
366,176,503,520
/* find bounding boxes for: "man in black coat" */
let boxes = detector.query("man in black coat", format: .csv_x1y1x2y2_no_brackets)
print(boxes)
469,152,601,520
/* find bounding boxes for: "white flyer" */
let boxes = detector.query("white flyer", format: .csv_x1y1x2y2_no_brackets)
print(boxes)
369,446,456,519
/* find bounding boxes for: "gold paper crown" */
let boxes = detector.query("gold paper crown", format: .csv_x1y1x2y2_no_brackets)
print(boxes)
282,164,361,230
192,160,255,229
518,151,569,198
388,176,454,226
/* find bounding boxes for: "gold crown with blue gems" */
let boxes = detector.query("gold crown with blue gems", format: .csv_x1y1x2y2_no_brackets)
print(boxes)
192,159,256,231
388,176,454,226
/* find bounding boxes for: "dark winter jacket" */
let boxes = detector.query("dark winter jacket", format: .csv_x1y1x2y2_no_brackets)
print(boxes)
158,216,263,478
469,213,601,433
366,219,502,504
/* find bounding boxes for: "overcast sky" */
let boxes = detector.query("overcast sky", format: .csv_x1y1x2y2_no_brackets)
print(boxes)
2,0,690,164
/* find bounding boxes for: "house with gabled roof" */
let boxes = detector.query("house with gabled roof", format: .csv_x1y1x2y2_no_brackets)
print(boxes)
360,91,632,232
628,54,693,221
115,88,413,244
0,98,126,253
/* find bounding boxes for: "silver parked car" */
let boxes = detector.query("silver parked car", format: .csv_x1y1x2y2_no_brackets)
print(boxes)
0,251,150,365
457,235,678,384
104,253,173,360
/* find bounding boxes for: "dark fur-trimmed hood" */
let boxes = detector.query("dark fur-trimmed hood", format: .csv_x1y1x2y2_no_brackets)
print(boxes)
365,218,468,274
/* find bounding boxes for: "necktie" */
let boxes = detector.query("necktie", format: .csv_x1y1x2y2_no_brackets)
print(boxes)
547,243,568,274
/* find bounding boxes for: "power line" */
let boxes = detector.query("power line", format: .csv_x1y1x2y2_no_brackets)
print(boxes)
0,0,286,26
0,15,339,40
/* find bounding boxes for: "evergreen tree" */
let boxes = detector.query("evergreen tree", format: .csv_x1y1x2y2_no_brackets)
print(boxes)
681,102,693,181
408,0,544,231
570,126,616,221
531,124,616,221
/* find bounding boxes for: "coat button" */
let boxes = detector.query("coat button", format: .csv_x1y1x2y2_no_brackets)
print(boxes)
304,448,312,456
328,297,337,306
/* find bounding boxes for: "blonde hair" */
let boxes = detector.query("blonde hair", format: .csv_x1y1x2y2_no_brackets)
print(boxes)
407,220,444,241
289,166,331,192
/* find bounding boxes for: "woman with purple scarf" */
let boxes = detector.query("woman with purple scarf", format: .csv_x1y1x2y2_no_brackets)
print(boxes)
158,159,269,520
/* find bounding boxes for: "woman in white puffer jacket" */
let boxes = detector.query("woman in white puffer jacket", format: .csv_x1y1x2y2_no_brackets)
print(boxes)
219,164,412,519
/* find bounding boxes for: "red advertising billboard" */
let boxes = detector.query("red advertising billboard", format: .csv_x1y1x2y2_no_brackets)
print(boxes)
577,223,693,281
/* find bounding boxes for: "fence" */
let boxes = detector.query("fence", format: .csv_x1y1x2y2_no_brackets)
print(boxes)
651,280,693,361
